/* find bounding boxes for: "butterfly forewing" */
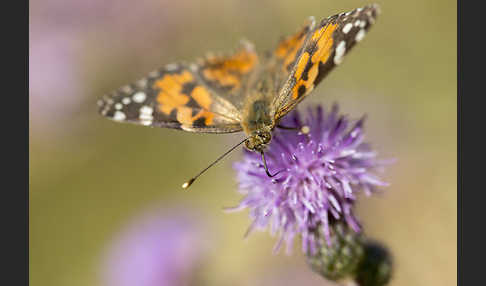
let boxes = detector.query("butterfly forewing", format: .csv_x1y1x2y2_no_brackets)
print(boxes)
98,64,246,133
98,40,267,133
98,4,379,135
270,17,316,93
273,4,380,120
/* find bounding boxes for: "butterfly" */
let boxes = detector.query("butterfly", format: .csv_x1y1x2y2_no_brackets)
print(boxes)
98,4,380,188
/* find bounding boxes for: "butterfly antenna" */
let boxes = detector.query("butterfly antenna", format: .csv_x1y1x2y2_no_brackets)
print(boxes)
182,138,248,189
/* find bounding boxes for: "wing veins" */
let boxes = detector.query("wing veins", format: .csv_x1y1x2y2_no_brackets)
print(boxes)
188,65,243,123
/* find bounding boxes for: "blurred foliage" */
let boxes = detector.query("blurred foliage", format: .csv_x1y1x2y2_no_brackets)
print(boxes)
30,0,456,285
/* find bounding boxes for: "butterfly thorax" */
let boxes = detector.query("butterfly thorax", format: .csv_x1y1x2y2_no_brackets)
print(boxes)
241,90,276,152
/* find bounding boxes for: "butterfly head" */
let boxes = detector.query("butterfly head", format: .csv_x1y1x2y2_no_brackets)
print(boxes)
245,128,272,152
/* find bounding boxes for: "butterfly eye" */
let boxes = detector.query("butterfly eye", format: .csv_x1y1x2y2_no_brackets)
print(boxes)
259,132,271,144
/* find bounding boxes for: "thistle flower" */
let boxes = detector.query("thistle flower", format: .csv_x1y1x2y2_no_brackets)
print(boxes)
231,104,388,254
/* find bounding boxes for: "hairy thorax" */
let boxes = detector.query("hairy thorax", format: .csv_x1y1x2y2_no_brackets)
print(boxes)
241,94,276,152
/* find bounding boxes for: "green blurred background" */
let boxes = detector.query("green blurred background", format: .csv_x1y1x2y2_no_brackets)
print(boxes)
30,0,456,285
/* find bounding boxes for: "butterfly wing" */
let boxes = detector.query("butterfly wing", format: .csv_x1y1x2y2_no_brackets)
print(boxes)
272,4,380,120
195,40,261,111
269,17,317,93
98,41,260,133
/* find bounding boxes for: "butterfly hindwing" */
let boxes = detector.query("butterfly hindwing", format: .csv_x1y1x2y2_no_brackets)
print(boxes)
196,40,260,110
273,4,380,120
98,64,243,133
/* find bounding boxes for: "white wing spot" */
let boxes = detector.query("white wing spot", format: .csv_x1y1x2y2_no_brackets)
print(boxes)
166,63,178,71
342,23,353,34
359,21,366,28
139,105,154,125
132,92,147,103
136,78,148,88
122,97,131,105
354,20,361,27
113,111,126,121
355,29,366,42
189,63,198,72
334,41,346,65
115,103,123,110
103,95,114,105
121,85,133,93
148,70,160,78
140,105,153,117
181,125,194,132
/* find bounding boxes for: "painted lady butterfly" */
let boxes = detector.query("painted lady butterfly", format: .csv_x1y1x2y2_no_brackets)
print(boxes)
98,4,380,188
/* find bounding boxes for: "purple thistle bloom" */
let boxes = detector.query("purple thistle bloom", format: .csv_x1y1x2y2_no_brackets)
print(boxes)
231,104,389,254
101,209,210,286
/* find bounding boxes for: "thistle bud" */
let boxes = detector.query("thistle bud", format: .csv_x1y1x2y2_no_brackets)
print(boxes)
355,242,393,286
306,222,365,281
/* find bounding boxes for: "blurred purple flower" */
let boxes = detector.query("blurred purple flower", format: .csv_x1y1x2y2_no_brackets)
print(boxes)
30,0,181,135
231,104,389,254
101,209,210,286
29,29,84,133
251,267,338,286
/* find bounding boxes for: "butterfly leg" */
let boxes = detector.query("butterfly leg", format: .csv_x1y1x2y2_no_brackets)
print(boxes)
277,125,299,130
277,125,310,135
260,152,282,177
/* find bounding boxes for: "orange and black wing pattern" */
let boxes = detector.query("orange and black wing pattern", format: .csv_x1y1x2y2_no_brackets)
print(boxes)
98,41,261,133
98,63,243,133
195,40,259,109
271,17,316,92
273,4,380,120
